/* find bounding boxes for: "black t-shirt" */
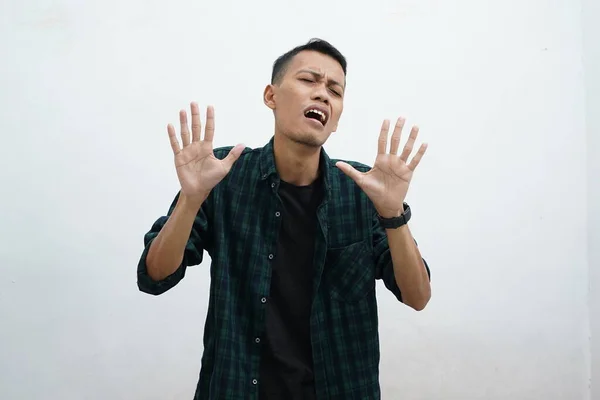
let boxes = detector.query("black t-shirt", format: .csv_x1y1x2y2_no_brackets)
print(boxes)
259,176,324,400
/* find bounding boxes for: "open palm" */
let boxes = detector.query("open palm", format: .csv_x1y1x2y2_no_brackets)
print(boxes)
168,103,244,202
336,118,427,218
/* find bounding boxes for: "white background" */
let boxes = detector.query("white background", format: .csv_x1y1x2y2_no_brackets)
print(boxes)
0,0,597,399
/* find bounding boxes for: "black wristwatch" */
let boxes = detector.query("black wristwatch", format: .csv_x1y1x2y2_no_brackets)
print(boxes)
378,202,411,229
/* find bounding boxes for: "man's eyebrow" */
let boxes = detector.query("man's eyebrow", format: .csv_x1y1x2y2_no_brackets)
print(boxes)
297,69,345,90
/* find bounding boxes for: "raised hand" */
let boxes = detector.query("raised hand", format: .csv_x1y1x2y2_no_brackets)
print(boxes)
335,118,427,218
168,102,244,203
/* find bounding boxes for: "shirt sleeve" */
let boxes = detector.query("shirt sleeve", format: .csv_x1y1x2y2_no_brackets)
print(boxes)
137,191,212,296
372,211,431,303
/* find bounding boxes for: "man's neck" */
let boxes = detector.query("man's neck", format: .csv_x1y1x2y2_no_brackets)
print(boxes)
273,133,321,186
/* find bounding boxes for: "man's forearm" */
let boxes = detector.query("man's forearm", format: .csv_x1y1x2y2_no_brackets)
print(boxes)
145,193,206,281
385,224,431,310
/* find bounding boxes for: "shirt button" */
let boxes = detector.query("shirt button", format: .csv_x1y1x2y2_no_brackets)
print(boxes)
255,337,261,344
268,254,274,260
261,297,267,303
275,211,281,217
252,379,258,385
262,174,267,179
271,183,276,188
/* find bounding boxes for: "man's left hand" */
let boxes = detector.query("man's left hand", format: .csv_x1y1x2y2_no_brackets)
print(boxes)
336,118,427,218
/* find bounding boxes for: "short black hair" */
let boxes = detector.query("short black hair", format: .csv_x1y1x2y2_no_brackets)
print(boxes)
271,38,347,84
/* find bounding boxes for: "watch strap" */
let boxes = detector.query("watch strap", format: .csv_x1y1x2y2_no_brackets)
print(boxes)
378,203,411,229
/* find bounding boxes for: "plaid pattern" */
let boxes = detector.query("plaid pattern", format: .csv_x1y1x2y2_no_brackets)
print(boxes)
137,137,428,399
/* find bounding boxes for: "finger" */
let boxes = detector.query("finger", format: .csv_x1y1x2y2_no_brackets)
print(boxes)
167,124,181,154
335,161,364,187
408,143,428,170
389,117,405,155
399,125,419,162
190,102,201,142
179,109,191,147
378,119,390,154
204,106,215,142
222,143,245,169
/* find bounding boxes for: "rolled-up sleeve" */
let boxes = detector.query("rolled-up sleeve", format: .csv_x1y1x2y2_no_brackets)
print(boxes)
137,192,211,296
372,212,430,303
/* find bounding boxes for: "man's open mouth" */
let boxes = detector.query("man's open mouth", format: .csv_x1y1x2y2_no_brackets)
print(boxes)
304,108,328,126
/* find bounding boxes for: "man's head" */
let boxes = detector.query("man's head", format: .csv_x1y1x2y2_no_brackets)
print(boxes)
264,39,347,148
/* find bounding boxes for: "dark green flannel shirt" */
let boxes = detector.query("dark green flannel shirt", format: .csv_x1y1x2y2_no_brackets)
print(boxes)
137,137,430,400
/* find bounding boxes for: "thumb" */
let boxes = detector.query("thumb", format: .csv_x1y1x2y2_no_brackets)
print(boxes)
223,144,245,169
335,161,363,187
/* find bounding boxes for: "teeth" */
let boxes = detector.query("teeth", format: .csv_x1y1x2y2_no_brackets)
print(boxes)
306,109,326,123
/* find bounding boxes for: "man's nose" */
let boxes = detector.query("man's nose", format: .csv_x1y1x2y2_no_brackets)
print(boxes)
311,84,330,104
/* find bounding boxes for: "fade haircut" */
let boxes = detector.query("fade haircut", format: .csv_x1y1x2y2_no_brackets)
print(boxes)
270,38,347,85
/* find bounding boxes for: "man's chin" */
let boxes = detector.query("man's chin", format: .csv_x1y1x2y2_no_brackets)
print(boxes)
288,131,329,148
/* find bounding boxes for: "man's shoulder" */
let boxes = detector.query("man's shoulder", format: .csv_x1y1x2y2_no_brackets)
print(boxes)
211,144,265,185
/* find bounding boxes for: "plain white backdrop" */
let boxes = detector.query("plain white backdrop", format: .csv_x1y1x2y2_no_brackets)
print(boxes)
0,0,597,399
583,0,599,397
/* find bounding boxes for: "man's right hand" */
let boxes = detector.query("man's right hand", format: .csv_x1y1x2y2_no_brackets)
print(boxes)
168,102,244,206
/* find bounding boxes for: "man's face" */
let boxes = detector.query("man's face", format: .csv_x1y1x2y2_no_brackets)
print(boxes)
264,50,345,148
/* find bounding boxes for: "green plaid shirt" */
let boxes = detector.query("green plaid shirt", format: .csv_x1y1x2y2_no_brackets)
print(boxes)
137,137,429,399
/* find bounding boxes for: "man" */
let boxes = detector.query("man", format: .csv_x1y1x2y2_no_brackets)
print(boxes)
137,38,431,400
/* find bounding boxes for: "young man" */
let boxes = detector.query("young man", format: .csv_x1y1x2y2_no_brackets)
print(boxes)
137,38,431,400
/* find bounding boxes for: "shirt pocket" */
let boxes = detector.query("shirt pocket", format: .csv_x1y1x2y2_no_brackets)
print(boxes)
325,239,375,303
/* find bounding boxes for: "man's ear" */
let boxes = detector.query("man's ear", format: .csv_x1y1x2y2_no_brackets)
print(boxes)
263,84,276,110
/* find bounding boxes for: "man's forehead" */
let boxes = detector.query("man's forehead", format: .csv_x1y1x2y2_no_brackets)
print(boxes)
288,51,344,78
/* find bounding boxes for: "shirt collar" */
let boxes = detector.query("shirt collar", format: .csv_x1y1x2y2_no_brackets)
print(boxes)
259,136,332,194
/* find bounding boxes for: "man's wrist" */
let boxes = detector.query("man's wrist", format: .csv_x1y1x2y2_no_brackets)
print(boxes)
377,203,407,219
377,202,411,229
178,192,208,213
378,210,403,219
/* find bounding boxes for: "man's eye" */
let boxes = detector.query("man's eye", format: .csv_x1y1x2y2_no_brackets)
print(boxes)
330,88,341,96
300,78,314,82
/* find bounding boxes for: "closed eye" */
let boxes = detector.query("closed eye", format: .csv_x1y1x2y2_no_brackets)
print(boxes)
299,76,342,96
